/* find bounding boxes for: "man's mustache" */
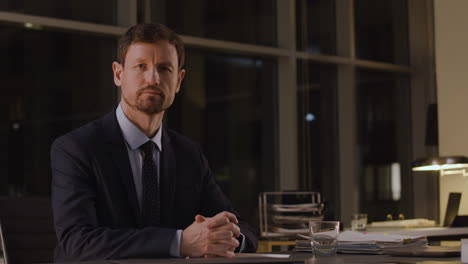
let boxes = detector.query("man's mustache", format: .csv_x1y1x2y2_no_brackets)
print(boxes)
138,86,165,97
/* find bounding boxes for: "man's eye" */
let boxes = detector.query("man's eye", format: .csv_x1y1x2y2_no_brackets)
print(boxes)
136,64,145,69
158,66,172,73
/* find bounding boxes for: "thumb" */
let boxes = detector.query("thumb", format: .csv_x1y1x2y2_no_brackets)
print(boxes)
195,214,206,223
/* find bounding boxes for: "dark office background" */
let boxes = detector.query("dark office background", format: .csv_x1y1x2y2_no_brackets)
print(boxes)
0,0,436,232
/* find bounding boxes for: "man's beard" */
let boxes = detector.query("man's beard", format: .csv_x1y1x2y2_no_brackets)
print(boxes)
127,86,167,115
136,95,166,114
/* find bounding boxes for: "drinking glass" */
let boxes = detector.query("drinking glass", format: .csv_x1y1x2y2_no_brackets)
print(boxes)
309,221,340,256
351,213,368,231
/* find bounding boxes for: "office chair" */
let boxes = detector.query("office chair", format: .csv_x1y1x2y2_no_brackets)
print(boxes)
0,197,56,264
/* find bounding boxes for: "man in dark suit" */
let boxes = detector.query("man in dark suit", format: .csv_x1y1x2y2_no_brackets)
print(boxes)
51,23,257,262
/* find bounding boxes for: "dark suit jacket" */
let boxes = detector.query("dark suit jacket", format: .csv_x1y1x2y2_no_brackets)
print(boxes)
51,110,257,262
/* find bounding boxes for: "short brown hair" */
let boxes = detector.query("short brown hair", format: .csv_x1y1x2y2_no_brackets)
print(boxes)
117,23,185,70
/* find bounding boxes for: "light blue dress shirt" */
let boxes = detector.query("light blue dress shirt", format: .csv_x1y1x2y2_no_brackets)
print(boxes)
116,105,182,256
116,104,245,256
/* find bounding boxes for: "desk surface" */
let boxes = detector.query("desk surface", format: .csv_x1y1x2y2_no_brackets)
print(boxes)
53,252,461,264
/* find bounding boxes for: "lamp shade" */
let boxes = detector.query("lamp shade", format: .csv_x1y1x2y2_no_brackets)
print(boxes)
412,156,468,171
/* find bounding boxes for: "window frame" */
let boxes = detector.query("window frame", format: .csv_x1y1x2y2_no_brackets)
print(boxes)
0,0,437,225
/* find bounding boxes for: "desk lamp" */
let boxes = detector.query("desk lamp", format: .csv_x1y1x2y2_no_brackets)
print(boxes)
412,156,468,176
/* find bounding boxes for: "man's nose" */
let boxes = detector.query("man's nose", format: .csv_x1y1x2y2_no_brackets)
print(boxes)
146,68,160,85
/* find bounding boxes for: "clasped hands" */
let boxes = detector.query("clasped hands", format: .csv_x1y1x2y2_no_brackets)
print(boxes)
180,211,241,258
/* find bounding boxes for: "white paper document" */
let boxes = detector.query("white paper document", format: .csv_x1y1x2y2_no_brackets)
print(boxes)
235,253,290,258
338,230,426,244
368,218,436,228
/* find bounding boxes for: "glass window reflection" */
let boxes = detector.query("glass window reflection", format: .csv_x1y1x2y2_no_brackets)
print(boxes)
357,69,412,222
0,24,117,196
152,0,276,46
165,50,277,227
297,62,338,219
0,0,117,25
296,0,336,54
354,0,409,64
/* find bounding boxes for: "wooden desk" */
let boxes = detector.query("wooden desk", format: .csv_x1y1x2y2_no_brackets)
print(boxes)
50,252,461,264
257,240,296,252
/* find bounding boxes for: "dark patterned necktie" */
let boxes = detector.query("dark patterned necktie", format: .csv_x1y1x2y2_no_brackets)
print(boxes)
140,141,161,226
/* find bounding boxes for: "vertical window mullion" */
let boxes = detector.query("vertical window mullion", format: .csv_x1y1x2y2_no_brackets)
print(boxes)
336,0,359,227
116,0,137,27
408,0,438,222
277,0,299,191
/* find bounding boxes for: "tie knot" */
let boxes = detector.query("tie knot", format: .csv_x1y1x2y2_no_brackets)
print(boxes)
140,141,156,156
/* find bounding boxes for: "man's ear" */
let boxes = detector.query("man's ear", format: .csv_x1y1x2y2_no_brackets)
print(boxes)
112,62,123,86
175,69,186,93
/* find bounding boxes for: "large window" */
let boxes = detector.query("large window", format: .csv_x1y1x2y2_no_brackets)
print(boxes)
295,0,433,225
296,0,336,54
356,69,412,222
297,61,338,219
0,0,117,25
0,0,436,228
166,50,277,226
354,0,409,64
152,0,276,46
0,23,116,196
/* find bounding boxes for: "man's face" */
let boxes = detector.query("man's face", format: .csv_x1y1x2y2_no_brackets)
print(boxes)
112,40,185,115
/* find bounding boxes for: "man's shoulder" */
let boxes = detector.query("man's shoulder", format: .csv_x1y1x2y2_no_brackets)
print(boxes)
52,111,116,149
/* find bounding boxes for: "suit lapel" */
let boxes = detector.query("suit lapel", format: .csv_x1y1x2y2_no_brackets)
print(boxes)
161,126,176,226
101,111,142,226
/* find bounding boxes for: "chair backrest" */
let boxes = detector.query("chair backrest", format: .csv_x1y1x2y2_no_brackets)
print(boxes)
0,197,56,264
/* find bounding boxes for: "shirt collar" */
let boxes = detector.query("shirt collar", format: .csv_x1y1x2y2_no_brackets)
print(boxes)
116,104,162,151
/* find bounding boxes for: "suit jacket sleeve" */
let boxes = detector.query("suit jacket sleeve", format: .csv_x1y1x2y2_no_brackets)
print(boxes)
197,147,258,253
51,135,177,261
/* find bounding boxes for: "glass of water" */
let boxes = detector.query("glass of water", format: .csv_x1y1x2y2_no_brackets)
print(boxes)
309,221,340,256
351,213,368,232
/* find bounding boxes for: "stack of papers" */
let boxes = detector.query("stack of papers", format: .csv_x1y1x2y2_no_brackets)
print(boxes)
338,231,428,254
368,218,436,228
295,231,428,254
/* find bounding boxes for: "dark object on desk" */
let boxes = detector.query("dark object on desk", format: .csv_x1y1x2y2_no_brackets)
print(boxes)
443,192,461,227
452,215,468,227
383,246,460,257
